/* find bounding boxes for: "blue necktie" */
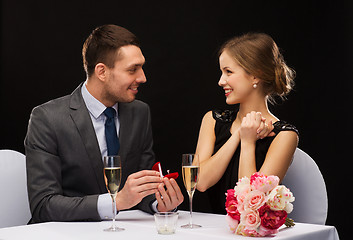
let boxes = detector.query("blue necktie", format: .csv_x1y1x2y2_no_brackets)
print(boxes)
103,107,120,156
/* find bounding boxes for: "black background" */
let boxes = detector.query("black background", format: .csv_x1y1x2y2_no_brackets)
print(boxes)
1,1,351,238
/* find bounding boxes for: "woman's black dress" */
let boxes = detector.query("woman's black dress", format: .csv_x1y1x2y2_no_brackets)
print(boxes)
206,109,299,214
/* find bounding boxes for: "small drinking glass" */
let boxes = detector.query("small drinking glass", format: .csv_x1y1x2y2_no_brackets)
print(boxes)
181,154,201,228
154,212,179,234
103,155,124,232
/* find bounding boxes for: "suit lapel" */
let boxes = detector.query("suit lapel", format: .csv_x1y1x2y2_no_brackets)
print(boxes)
118,102,129,170
69,84,106,193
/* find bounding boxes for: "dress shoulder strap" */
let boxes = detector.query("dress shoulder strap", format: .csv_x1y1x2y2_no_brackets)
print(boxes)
273,121,299,136
212,109,237,123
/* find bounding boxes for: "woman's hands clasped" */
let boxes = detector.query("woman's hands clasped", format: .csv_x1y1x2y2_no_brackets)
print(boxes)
239,111,275,144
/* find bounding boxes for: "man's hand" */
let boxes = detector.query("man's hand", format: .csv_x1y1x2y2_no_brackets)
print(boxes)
115,170,162,211
155,178,184,212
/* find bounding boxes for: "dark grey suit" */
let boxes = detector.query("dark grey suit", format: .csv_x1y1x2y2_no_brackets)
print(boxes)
25,83,156,223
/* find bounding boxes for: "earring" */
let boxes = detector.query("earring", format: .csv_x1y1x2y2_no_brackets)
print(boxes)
253,83,258,89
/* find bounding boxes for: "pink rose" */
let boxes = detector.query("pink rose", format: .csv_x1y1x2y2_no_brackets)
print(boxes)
250,172,279,193
225,189,236,204
241,209,261,230
226,200,240,221
225,189,240,220
259,204,287,230
236,192,246,213
250,172,264,184
258,225,279,236
244,190,266,210
237,223,261,237
226,214,239,233
241,227,261,237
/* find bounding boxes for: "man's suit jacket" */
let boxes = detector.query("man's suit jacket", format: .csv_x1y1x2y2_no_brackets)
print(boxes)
25,83,156,223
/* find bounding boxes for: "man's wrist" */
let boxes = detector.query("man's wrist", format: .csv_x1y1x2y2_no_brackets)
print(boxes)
115,192,124,211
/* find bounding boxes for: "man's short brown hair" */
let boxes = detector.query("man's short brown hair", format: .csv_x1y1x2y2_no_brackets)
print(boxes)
82,24,140,77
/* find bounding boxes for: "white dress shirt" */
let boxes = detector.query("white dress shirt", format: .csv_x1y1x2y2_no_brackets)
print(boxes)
81,82,157,219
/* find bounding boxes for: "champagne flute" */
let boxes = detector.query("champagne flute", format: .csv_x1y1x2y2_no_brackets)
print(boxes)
103,155,124,232
181,154,201,228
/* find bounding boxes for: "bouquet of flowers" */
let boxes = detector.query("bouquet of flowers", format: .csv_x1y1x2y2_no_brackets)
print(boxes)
225,172,295,237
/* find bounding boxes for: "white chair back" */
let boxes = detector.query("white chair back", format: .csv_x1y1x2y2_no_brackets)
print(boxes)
0,150,31,228
282,148,328,225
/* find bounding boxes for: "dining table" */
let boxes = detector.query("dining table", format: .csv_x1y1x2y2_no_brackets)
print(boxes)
0,210,339,240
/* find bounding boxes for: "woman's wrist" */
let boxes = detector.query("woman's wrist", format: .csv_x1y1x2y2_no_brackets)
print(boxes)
240,139,256,150
230,128,240,139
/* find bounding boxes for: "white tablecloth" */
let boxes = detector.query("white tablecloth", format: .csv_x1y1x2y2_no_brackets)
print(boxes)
0,210,339,240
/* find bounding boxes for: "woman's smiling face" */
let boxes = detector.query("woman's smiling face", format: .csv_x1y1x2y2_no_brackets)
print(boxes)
218,50,256,105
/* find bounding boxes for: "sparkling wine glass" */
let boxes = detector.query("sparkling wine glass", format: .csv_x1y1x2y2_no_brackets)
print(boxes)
181,154,201,228
103,155,124,232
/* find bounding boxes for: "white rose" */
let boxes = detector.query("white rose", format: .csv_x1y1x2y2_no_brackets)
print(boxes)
285,202,294,214
267,186,295,212
234,176,250,196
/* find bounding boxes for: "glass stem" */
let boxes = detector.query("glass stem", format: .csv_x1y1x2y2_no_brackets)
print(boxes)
189,193,193,226
112,195,117,228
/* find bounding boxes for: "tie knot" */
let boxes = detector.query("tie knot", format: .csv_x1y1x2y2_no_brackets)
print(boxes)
103,107,116,119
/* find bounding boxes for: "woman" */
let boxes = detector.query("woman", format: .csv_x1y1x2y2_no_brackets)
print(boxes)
195,33,299,214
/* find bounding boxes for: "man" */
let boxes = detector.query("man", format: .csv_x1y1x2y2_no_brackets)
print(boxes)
25,24,183,223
